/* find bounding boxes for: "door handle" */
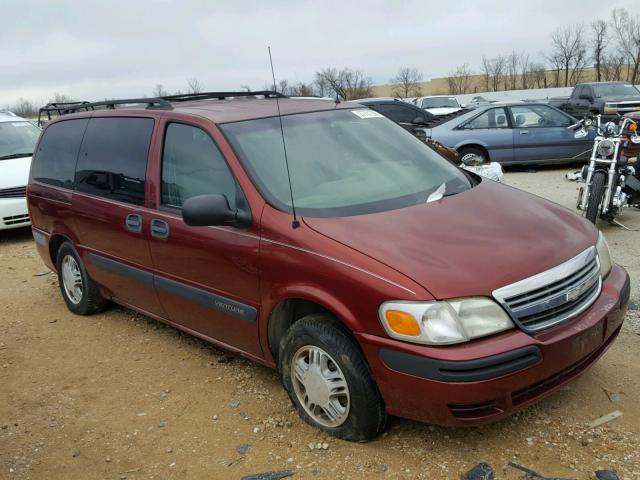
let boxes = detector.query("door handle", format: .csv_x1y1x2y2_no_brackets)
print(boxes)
125,214,143,233
150,219,169,240
519,131,529,135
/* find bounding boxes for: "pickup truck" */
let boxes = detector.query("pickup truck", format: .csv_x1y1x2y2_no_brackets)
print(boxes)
549,81,640,121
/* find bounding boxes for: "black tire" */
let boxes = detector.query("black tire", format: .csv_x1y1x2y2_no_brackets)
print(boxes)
56,242,107,315
279,314,387,441
585,171,606,224
458,146,487,166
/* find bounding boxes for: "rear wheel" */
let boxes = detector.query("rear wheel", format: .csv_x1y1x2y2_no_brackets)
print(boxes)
279,314,386,441
459,146,487,166
56,242,107,315
585,171,606,224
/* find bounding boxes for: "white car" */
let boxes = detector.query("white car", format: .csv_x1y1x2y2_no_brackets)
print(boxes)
414,95,463,116
0,112,41,230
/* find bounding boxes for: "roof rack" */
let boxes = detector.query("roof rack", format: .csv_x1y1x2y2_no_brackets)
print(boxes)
37,98,173,126
161,90,286,102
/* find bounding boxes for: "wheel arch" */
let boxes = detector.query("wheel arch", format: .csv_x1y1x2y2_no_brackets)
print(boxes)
48,233,73,270
265,293,364,362
456,143,491,161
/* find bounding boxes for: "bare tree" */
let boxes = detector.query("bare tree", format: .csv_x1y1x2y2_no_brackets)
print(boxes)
549,24,587,87
601,53,626,81
186,77,203,94
289,82,316,96
518,52,532,89
506,51,519,90
530,62,548,88
591,20,609,82
480,56,492,91
315,67,373,100
49,93,76,103
390,67,423,98
342,69,373,99
547,52,564,87
611,8,640,83
490,56,506,92
275,79,290,95
11,98,37,117
153,84,168,97
445,64,472,94
480,56,506,92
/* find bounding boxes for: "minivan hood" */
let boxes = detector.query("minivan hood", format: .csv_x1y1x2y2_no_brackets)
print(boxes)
303,180,597,300
0,156,32,189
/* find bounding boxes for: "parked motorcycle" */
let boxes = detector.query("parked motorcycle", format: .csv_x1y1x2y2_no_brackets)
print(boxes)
569,114,640,224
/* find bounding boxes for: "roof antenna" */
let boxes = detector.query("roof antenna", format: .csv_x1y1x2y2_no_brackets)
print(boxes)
268,46,299,229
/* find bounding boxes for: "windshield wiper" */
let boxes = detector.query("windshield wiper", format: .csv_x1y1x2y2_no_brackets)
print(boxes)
0,152,33,160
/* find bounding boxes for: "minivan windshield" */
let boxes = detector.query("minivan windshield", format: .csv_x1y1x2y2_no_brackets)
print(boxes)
594,83,640,97
221,109,472,217
0,121,41,160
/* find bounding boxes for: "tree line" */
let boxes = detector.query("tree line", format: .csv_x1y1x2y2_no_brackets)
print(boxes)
5,6,640,116
446,7,640,94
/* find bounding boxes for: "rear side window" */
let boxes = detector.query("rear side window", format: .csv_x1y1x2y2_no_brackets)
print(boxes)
75,117,154,205
374,104,418,124
31,119,88,188
461,108,508,130
161,123,236,209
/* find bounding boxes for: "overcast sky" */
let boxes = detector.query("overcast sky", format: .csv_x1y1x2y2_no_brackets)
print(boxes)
0,0,635,106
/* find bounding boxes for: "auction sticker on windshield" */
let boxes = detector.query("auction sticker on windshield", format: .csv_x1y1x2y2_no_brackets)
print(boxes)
352,110,384,119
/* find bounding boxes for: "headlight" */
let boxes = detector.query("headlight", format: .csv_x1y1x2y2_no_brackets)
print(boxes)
379,297,514,345
597,139,615,157
596,232,612,277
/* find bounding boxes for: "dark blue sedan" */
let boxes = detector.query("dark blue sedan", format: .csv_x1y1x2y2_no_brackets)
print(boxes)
426,102,595,165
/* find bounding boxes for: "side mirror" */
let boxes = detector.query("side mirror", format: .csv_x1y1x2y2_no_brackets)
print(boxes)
413,116,426,125
460,103,466,108
182,194,250,228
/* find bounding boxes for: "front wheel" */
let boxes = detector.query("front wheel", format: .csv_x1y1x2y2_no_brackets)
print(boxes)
278,314,387,441
585,171,607,224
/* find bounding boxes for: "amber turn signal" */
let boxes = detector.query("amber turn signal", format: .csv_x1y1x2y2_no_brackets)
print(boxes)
385,310,421,336
629,122,638,132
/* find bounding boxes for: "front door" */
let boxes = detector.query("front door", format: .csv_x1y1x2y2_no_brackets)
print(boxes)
456,107,514,163
148,119,262,357
510,105,590,162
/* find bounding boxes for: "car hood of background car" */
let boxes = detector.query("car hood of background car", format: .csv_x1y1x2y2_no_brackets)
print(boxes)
602,96,640,103
303,179,597,300
425,107,461,116
0,156,32,189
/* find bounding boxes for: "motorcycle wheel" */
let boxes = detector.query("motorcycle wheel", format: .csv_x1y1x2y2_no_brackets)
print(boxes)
585,171,606,224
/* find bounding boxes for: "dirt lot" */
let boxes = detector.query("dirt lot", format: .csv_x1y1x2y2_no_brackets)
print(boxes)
1,166,639,480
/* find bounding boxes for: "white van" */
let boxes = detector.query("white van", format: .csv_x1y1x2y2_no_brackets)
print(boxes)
0,112,41,230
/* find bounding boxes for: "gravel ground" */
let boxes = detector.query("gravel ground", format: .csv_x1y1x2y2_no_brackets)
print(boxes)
1,166,639,480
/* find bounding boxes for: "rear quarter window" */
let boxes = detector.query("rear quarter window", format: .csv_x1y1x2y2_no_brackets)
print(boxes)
75,117,154,205
31,119,88,188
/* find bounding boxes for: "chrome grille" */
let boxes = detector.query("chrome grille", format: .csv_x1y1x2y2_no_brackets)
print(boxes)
0,186,27,198
493,247,601,332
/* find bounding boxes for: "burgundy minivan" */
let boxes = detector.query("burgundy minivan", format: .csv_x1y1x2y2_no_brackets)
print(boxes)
28,92,630,441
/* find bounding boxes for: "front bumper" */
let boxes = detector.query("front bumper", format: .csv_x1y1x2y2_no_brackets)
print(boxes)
357,264,630,426
0,197,29,230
